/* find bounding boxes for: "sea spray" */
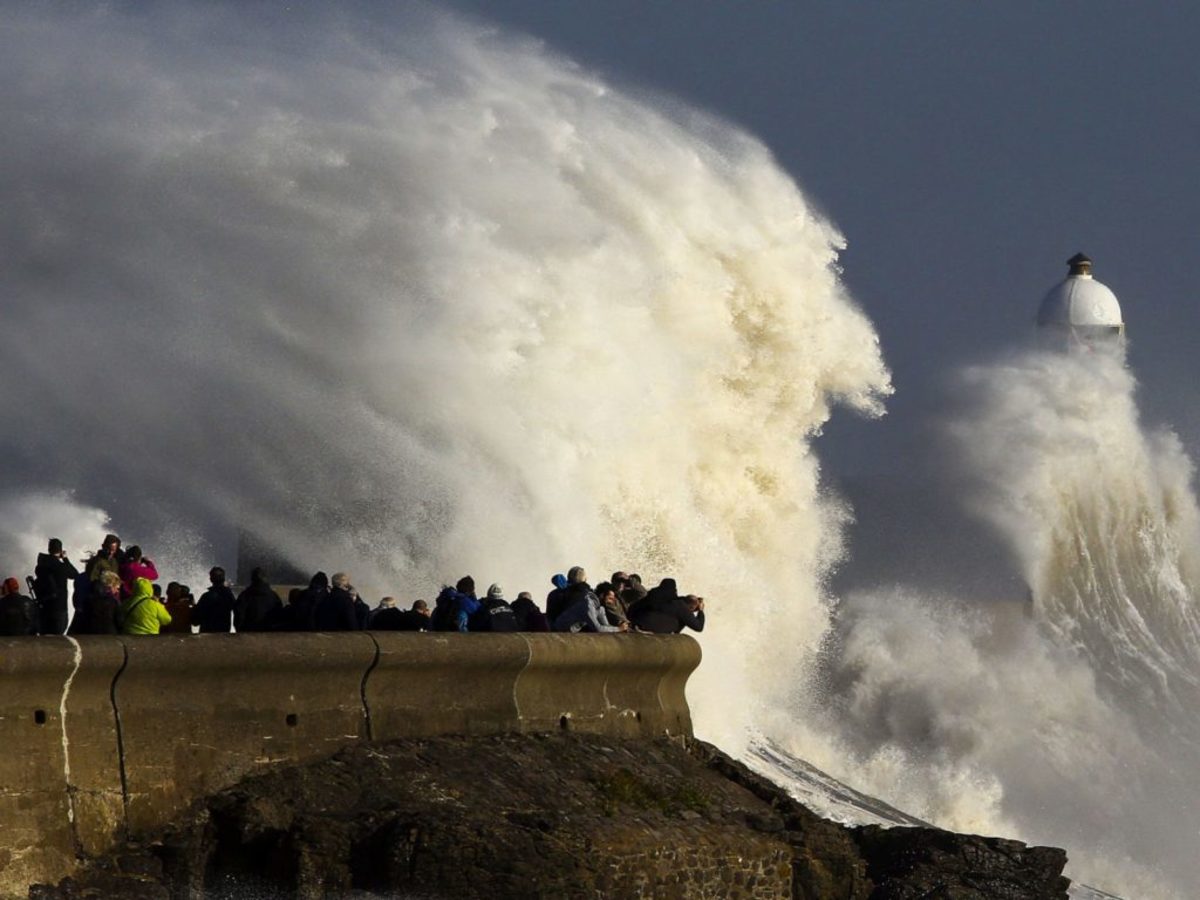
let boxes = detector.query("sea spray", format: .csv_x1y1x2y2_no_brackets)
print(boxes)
12,4,1190,897
0,4,889,749
0,492,109,578
953,352,1200,728
797,351,1200,898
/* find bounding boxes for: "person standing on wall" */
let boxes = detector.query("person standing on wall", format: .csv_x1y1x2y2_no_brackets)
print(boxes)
33,538,79,635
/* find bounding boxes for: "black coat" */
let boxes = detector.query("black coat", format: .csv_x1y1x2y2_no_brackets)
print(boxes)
371,608,430,631
478,597,518,632
430,588,458,632
287,585,326,632
34,553,79,609
83,591,121,635
0,593,39,635
315,587,360,631
546,586,571,623
629,579,705,634
234,582,282,632
194,585,236,633
511,597,550,632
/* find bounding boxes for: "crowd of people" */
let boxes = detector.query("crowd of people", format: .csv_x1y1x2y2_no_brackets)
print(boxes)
0,535,707,639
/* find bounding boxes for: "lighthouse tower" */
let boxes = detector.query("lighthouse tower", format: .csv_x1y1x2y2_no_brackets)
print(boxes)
1036,253,1125,352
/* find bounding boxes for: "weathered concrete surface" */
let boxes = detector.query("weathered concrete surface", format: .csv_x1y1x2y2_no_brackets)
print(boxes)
366,633,528,739
0,638,79,893
0,633,701,897
366,633,700,741
114,633,376,834
512,632,699,737
56,639,127,859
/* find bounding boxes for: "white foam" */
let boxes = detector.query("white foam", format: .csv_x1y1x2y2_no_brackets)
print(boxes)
795,352,1200,898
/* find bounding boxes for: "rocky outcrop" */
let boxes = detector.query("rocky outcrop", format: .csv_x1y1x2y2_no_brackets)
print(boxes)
32,734,1070,899
688,741,1071,899
853,826,1071,899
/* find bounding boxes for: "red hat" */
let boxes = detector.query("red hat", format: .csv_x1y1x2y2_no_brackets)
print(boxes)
2,577,20,595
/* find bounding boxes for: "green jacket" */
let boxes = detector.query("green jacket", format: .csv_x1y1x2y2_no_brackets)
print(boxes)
119,577,172,635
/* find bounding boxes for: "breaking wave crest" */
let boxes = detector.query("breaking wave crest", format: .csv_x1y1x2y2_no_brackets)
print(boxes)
799,352,1200,898
0,4,888,742
5,5,1193,898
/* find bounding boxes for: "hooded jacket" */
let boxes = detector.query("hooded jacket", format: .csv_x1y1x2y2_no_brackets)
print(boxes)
628,579,704,634
430,587,479,632
552,583,621,633
119,577,172,635
546,574,571,623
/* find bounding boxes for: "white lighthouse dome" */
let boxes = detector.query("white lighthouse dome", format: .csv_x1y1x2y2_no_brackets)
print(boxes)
1036,253,1125,349
1037,253,1123,328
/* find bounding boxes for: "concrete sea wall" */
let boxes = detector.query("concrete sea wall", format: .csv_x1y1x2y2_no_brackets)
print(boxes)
0,632,700,896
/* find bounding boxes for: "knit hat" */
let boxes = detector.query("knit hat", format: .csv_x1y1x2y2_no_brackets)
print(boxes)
487,583,504,600
551,573,568,590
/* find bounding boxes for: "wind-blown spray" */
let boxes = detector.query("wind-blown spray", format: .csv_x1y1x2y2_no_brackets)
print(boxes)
0,5,888,745
804,351,1200,898
12,5,1193,897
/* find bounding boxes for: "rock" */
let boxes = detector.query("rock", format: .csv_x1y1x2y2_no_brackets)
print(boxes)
852,825,1072,899
684,741,1070,900
30,734,1070,900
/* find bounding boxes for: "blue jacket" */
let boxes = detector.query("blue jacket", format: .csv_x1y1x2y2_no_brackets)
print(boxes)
454,591,481,632
432,587,480,632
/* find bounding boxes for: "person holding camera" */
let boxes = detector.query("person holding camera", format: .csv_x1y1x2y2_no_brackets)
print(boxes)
628,578,706,635
33,538,79,635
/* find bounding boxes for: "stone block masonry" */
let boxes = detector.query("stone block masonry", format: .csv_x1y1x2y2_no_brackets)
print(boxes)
0,632,700,897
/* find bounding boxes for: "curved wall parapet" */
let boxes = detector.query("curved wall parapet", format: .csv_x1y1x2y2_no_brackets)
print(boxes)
0,632,700,897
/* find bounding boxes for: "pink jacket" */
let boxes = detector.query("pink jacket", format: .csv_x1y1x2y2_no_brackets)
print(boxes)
119,559,159,596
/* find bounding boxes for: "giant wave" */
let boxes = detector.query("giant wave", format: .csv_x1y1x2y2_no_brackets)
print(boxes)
2,5,1195,897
